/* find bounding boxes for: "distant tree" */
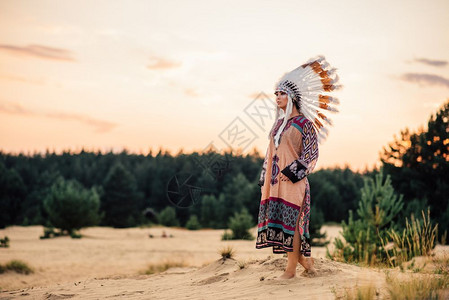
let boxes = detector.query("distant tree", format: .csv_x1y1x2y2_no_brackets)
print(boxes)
200,194,218,228
158,206,180,227
222,172,255,222
21,170,61,226
185,215,201,230
227,208,254,240
0,163,26,228
43,177,102,235
310,205,327,245
309,167,365,223
102,163,141,227
381,99,449,239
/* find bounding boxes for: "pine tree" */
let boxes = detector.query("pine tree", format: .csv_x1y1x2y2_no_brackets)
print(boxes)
357,173,403,232
327,171,403,265
43,177,102,235
102,163,141,227
381,99,449,240
0,163,26,228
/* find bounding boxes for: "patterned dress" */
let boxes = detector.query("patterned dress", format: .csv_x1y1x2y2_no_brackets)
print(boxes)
255,114,319,256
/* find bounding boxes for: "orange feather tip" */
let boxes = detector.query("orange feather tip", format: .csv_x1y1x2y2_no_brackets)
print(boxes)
316,110,333,125
320,78,333,85
314,118,324,129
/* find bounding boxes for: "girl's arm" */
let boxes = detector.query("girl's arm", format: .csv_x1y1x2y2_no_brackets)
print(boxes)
281,121,319,183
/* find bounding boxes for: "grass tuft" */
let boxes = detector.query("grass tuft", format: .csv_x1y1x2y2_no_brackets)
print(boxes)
386,273,449,299
342,284,377,300
0,260,34,274
142,259,188,275
218,245,235,260
237,259,247,269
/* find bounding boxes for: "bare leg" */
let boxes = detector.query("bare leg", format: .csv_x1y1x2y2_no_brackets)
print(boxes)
278,218,301,279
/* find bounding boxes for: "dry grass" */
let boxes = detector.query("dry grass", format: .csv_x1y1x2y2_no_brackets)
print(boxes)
384,209,438,267
432,254,449,275
338,273,449,300
218,245,235,260
237,259,247,269
0,260,34,275
141,259,188,275
386,273,449,300
341,284,377,300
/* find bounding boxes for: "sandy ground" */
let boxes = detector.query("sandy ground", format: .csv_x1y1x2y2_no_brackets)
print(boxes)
0,225,447,299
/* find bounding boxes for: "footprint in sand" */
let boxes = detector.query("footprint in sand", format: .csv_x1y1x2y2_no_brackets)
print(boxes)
43,292,76,299
192,272,230,285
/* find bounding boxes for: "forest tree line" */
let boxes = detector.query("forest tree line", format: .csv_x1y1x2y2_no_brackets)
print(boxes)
1,100,447,240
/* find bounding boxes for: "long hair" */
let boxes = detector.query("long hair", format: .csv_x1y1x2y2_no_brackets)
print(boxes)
269,94,295,147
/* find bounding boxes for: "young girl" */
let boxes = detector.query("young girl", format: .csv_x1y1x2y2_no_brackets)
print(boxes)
255,56,340,279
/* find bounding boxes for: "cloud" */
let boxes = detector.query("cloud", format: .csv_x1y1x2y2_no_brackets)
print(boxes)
0,101,117,133
147,56,181,70
0,44,75,61
184,88,199,97
0,102,31,115
413,58,448,67
400,73,449,88
0,74,46,85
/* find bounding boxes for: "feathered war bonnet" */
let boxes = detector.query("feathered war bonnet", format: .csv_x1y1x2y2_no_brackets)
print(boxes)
270,56,342,146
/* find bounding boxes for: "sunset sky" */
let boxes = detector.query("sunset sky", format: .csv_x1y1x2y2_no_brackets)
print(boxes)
1,0,448,171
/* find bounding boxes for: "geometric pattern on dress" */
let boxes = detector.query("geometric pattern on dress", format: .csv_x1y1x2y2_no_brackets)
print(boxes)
300,121,319,172
257,197,300,231
256,197,301,253
297,178,312,257
281,117,319,183
271,116,297,142
255,179,312,257
270,154,280,185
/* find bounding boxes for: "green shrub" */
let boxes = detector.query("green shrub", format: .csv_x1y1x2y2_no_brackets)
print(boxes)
39,227,63,239
185,215,201,230
0,260,34,274
226,209,254,240
221,229,233,240
158,206,180,227
70,231,82,239
43,177,102,236
327,172,403,266
0,236,9,248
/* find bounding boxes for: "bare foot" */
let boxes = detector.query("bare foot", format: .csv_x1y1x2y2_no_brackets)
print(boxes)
298,256,317,275
276,271,296,280
301,268,317,277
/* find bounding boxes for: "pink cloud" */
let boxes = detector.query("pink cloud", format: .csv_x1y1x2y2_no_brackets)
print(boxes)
0,101,117,133
147,56,181,69
0,44,75,62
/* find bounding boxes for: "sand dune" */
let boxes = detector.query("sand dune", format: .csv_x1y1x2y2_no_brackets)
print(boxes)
2,255,387,299
0,225,447,299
